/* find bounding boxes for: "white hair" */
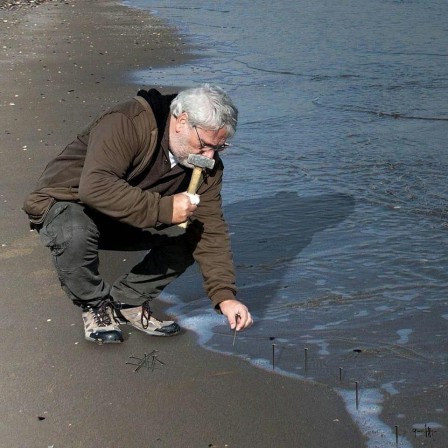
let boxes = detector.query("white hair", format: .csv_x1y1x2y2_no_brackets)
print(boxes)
170,84,238,136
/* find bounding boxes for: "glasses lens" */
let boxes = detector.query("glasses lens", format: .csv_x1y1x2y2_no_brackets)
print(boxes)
194,126,230,152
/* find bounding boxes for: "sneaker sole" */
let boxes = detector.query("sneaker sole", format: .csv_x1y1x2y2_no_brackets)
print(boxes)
85,331,124,344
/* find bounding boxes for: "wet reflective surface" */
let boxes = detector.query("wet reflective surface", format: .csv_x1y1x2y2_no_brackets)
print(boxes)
126,1,448,445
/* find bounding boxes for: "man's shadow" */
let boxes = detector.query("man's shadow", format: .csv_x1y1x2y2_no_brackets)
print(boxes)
166,191,355,319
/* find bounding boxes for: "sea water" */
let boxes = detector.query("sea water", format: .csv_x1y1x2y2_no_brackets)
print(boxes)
123,1,448,446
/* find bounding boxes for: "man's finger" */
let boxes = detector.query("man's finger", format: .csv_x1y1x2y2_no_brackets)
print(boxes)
235,310,252,331
230,312,239,330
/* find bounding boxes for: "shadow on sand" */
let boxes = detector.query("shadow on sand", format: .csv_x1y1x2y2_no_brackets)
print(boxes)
167,191,355,318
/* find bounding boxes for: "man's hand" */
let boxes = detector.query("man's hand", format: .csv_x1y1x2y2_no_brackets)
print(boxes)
172,192,198,224
219,299,253,331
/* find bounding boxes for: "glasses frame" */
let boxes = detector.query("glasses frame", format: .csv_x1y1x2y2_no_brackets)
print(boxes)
193,126,230,153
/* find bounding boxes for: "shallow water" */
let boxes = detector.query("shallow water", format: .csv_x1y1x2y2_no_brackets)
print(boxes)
124,0,448,446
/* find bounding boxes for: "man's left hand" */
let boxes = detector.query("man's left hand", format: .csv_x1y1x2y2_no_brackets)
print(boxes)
219,299,253,331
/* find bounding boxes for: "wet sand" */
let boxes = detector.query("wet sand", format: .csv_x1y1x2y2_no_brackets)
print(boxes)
0,1,367,446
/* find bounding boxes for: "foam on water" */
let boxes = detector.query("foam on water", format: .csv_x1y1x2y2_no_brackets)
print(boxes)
396,329,413,345
337,388,413,448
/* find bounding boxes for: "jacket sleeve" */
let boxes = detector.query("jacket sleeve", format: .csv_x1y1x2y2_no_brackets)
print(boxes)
78,112,173,228
189,163,237,309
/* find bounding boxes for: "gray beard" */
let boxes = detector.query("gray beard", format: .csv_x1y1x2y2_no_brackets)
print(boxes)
169,139,194,169
171,151,193,169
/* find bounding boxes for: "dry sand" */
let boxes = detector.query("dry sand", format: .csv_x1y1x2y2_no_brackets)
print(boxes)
0,1,367,446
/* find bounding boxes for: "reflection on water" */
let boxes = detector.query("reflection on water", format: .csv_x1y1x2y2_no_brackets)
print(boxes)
125,0,448,446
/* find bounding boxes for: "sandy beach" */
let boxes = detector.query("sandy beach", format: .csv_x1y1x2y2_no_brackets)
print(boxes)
0,1,367,446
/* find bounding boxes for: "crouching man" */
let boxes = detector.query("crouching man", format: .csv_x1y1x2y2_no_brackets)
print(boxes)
23,84,253,343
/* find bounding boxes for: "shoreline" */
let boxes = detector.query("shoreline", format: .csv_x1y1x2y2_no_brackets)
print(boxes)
0,1,367,446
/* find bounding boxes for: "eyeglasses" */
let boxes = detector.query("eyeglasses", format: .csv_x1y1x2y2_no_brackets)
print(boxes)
193,126,231,152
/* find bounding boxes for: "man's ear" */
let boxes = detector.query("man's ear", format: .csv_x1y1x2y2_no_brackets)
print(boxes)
174,112,189,133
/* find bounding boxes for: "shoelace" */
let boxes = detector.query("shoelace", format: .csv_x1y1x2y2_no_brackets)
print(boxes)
92,302,112,327
141,300,152,330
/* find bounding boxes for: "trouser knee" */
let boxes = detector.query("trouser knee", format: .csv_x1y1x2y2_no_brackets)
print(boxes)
39,202,100,267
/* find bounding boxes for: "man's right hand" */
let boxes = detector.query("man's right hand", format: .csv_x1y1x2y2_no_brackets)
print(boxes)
172,192,198,224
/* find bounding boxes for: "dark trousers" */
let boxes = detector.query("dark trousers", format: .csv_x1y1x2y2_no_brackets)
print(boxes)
38,202,195,308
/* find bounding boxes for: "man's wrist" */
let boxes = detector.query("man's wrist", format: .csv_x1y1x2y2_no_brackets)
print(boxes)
211,291,237,313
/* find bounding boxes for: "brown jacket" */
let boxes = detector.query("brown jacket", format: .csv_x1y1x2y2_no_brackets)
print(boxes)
23,91,236,307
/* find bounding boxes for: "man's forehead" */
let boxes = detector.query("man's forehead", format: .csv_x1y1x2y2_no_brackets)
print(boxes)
200,127,228,139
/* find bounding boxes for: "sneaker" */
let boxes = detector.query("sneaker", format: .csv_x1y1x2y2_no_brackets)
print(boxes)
82,301,123,343
112,300,180,337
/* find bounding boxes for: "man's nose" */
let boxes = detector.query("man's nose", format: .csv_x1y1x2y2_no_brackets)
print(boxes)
201,149,215,159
